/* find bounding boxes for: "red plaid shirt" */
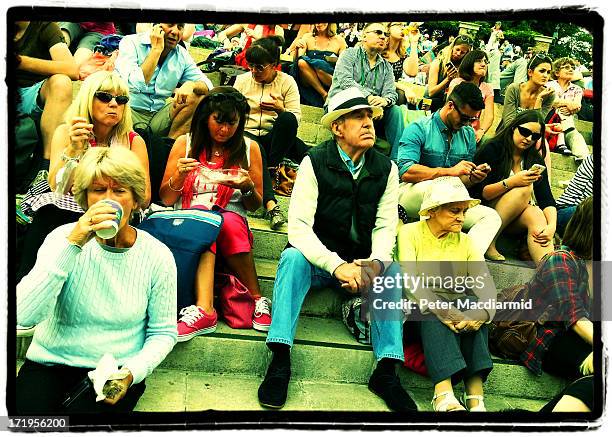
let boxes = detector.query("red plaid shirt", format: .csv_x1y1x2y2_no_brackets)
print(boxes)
520,248,591,375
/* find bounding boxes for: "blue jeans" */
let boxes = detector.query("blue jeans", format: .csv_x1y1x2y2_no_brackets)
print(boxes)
557,205,577,237
266,248,405,362
383,105,405,162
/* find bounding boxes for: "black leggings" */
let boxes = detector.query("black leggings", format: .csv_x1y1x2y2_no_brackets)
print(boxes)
246,112,308,205
17,205,81,282
14,359,146,415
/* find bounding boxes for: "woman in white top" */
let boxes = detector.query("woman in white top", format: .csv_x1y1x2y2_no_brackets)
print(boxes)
160,87,271,339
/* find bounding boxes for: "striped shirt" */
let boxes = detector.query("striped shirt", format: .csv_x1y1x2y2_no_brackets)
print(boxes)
556,154,593,208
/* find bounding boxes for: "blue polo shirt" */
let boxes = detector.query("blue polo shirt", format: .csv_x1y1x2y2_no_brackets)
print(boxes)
397,110,476,177
114,32,213,112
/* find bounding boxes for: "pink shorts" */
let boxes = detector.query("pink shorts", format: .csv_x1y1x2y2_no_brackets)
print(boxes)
210,210,253,257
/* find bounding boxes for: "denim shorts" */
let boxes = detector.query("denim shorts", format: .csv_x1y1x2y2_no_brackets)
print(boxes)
17,80,45,118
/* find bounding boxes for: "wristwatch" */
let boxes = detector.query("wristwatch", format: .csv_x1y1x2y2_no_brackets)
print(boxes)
502,179,510,190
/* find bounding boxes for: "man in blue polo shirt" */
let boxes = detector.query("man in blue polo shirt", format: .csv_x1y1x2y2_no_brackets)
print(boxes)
397,81,501,256
115,23,213,138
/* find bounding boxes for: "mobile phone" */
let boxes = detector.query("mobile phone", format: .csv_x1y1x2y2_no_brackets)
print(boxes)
60,376,94,410
529,164,546,175
445,61,455,70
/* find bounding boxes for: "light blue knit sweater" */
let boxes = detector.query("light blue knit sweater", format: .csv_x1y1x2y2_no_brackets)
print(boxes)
17,223,178,385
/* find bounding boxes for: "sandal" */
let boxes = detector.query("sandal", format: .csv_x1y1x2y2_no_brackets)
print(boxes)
431,391,466,412
463,393,486,412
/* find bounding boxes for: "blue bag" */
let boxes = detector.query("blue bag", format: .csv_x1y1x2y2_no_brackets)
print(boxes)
138,208,223,312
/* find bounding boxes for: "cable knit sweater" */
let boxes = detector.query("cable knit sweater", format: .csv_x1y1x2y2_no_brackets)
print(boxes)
234,71,301,137
17,223,178,385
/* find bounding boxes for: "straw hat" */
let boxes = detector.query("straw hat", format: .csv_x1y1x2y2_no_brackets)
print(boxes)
418,176,480,216
321,87,383,129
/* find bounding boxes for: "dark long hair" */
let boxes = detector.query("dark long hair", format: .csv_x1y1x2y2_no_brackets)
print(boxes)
458,49,488,83
476,110,546,179
563,196,593,260
189,86,250,168
245,35,284,66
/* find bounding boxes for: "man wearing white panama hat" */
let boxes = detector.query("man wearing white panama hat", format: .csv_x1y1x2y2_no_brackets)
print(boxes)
258,87,417,412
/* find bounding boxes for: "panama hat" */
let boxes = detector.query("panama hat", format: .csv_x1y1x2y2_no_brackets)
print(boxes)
321,87,383,129
418,176,481,216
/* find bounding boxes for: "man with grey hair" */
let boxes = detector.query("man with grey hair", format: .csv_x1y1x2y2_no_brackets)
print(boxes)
257,87,417,412
327,23,405,161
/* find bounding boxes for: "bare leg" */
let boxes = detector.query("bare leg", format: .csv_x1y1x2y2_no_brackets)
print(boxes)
223,251,261,298
168,93,205,139
298,59,328,98
433,379,464,411
265,200,277,211
316,69,333,87
39,74,74,159
194,251,216,314
464,375,484,410
552,395,591,412
486,185,532,258
506,205,554,262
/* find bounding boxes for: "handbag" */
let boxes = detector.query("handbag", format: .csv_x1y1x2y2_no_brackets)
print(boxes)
271,159,299,197
341,297,371,345
488,284,538,359
138,208,223,311
215,272,255,329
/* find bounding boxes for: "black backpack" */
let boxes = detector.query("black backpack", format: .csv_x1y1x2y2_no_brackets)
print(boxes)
15,114,43,194
134,125,175,205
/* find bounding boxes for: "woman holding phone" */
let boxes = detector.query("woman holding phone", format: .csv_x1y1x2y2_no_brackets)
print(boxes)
472,110,557,262
424,35,472,112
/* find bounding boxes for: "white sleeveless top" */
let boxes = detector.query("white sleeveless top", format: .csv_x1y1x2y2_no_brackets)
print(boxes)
174,134,252,217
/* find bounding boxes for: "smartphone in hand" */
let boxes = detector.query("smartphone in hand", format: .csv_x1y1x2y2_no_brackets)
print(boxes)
529,164,546,175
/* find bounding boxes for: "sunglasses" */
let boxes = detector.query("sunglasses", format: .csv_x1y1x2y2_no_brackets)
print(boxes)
367,29,390,38
528,53,553,69
450,101,480,124
516,125,542,142
247,63,272,73
94,91,129,105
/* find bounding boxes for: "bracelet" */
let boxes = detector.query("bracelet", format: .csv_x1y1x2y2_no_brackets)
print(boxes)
373,259,386,275
60,147,82,163
168,176,184,192
502,179,509,190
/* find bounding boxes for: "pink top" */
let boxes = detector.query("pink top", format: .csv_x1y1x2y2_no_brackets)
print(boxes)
80,22,116,35
448,78,493,131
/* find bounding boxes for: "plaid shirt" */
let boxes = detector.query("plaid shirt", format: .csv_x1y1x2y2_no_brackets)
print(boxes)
520,247,591,375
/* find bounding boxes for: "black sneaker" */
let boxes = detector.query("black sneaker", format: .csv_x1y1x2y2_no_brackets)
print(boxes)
368,370,418,412
266,205,286,230
258,362,291,409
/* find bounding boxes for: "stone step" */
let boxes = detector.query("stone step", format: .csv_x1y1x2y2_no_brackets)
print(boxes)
134,369,549,412
123,317,568,400
14,358,551,412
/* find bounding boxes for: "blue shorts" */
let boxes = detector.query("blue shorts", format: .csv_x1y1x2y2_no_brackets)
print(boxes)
18,80,45,118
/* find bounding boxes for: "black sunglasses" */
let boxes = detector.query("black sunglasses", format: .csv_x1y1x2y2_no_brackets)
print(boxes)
450,100,480,124
367,29,390,38
516,125,542,142
94,91,129,105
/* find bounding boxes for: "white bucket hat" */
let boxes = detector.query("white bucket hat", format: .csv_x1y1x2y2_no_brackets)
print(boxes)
321,87,383,129
419,176,481,216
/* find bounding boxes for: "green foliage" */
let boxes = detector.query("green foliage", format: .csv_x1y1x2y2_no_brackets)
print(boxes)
422,20,593,64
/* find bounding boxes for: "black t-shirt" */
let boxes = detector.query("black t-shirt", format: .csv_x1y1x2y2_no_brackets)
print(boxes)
15,22,66,88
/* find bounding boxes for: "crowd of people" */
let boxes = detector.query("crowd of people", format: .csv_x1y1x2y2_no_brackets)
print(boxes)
13,19,595,415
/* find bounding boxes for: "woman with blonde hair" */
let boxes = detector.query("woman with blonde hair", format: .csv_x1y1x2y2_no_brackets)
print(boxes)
16,146,177,414
425,35,472,112
291,23,347,106
382,22,420,105
18,70,150,282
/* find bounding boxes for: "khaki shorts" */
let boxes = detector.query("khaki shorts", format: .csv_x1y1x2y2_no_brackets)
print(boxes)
131,102,173,137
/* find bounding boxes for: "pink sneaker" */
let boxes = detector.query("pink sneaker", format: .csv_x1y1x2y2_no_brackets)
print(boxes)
253,297,272,332
177,305,217,342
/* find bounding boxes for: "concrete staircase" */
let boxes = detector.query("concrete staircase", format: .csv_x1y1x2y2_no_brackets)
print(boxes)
24,49,592,414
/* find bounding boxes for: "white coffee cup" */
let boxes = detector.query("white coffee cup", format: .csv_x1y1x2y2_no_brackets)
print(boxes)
95,199,123,240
